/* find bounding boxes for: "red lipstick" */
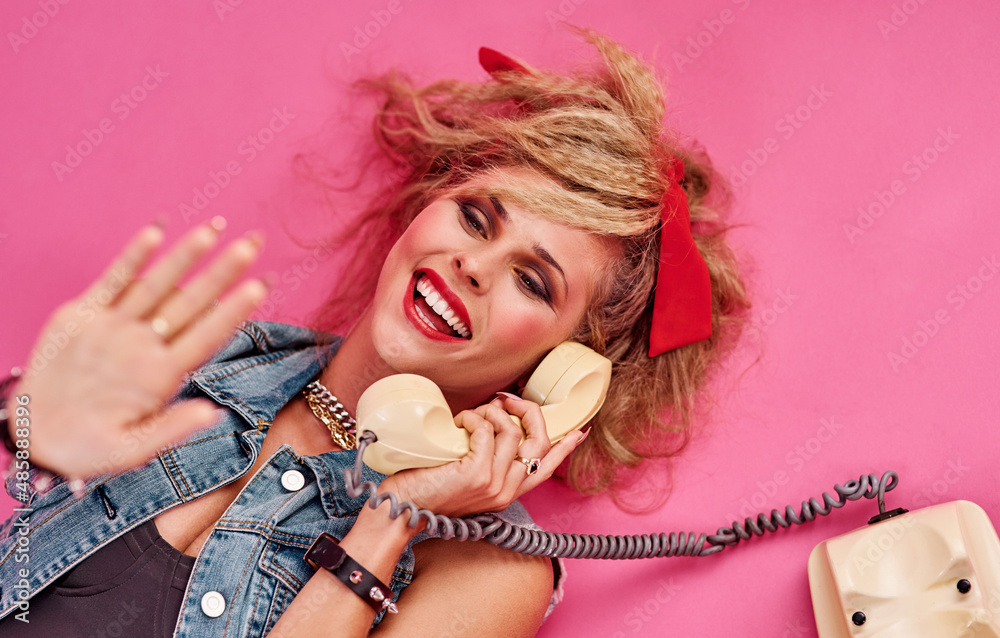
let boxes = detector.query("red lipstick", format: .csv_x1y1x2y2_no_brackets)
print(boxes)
402,270,473,342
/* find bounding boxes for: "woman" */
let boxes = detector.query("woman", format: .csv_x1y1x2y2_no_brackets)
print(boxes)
0,30,747,636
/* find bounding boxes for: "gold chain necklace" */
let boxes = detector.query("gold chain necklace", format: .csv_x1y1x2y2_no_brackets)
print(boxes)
302,380,357,450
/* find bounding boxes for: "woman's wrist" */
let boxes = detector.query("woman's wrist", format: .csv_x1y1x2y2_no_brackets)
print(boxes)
0,367,69,494
330,489,423,595
278,494,417,635
305,533,399,615
341,492,424,559
0,369,26,455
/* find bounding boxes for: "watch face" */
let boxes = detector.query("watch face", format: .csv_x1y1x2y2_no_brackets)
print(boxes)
306,533,346,571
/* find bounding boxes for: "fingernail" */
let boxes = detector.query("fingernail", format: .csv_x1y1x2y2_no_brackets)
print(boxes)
496,391,522,401
245,230,265,250
68,479,87,498
34,473,53,493
210,216,228,232
575,428,591,446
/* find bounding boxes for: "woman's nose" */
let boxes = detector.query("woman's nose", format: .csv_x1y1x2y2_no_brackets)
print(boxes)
453,249,491,292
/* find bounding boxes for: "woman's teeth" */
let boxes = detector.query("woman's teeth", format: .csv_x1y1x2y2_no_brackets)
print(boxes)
416,276,470,338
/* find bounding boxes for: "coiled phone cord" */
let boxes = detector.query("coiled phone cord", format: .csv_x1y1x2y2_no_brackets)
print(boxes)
344,431,900,559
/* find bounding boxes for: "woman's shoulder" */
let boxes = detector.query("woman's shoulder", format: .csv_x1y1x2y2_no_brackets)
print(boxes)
395,501,565,632
399,534,555,636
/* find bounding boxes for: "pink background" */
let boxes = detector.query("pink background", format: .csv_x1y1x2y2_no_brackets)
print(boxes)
2,1,999,635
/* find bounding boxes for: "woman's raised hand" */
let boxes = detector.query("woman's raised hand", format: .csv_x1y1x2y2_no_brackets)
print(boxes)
377,395,586,518
12,218,267,481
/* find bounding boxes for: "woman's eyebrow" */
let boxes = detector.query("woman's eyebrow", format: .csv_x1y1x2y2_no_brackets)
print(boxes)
486,194,567,297
488,196,509,222
533,243,568,297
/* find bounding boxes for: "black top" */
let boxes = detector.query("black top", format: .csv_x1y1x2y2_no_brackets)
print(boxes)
0,519,194,637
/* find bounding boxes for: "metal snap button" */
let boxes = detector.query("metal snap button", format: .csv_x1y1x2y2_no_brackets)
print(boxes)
201,591,226,618
281,469,306,492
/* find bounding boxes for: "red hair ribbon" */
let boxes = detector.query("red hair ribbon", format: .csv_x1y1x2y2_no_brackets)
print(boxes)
478,47,713,356
479,47,531,75
648,158,712,356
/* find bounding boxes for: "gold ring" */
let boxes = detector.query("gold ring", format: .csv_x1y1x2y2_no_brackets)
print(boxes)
150,317,170,338
515,456,541,476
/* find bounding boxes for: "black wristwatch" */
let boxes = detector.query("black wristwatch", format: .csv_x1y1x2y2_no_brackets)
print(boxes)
304,532,399,614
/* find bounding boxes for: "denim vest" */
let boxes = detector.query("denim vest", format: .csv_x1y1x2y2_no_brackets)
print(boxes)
0,321,551,636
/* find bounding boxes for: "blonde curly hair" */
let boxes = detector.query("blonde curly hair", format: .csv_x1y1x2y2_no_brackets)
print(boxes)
304,27,750,503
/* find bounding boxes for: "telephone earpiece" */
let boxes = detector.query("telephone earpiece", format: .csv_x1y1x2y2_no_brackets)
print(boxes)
355,341,612,475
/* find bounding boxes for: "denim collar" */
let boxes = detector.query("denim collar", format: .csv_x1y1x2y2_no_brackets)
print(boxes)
186,322,385,518
191,324,338,427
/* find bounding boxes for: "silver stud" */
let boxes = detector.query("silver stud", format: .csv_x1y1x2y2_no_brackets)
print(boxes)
369,587,385,602
350,570,362,584
383,600,399,614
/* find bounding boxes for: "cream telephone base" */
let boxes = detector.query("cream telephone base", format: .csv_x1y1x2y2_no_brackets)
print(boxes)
808,500,1000,637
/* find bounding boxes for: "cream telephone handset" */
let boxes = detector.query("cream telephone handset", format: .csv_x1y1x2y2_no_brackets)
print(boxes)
355,341,612,475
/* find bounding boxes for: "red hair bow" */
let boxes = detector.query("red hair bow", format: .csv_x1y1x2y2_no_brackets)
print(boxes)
649,158,712,356
478,47,713,356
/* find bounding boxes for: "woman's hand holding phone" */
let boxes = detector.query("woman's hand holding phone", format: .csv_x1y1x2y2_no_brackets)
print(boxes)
8,219,267,481
376,394,584,518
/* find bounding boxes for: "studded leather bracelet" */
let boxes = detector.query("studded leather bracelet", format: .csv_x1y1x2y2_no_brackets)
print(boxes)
304,532,399,615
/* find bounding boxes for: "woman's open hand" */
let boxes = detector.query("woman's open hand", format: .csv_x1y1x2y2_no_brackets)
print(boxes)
10,219,267,480
377,395,586,518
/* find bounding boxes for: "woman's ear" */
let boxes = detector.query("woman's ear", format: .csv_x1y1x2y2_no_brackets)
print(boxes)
514,377,528,397
499,377,526,398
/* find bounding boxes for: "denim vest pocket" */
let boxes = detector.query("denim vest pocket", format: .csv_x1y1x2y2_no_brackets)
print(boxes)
259,533,313,593
257,538,302,634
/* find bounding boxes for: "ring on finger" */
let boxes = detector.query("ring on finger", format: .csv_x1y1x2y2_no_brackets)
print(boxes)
150,316,170,338
514,456,542,476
